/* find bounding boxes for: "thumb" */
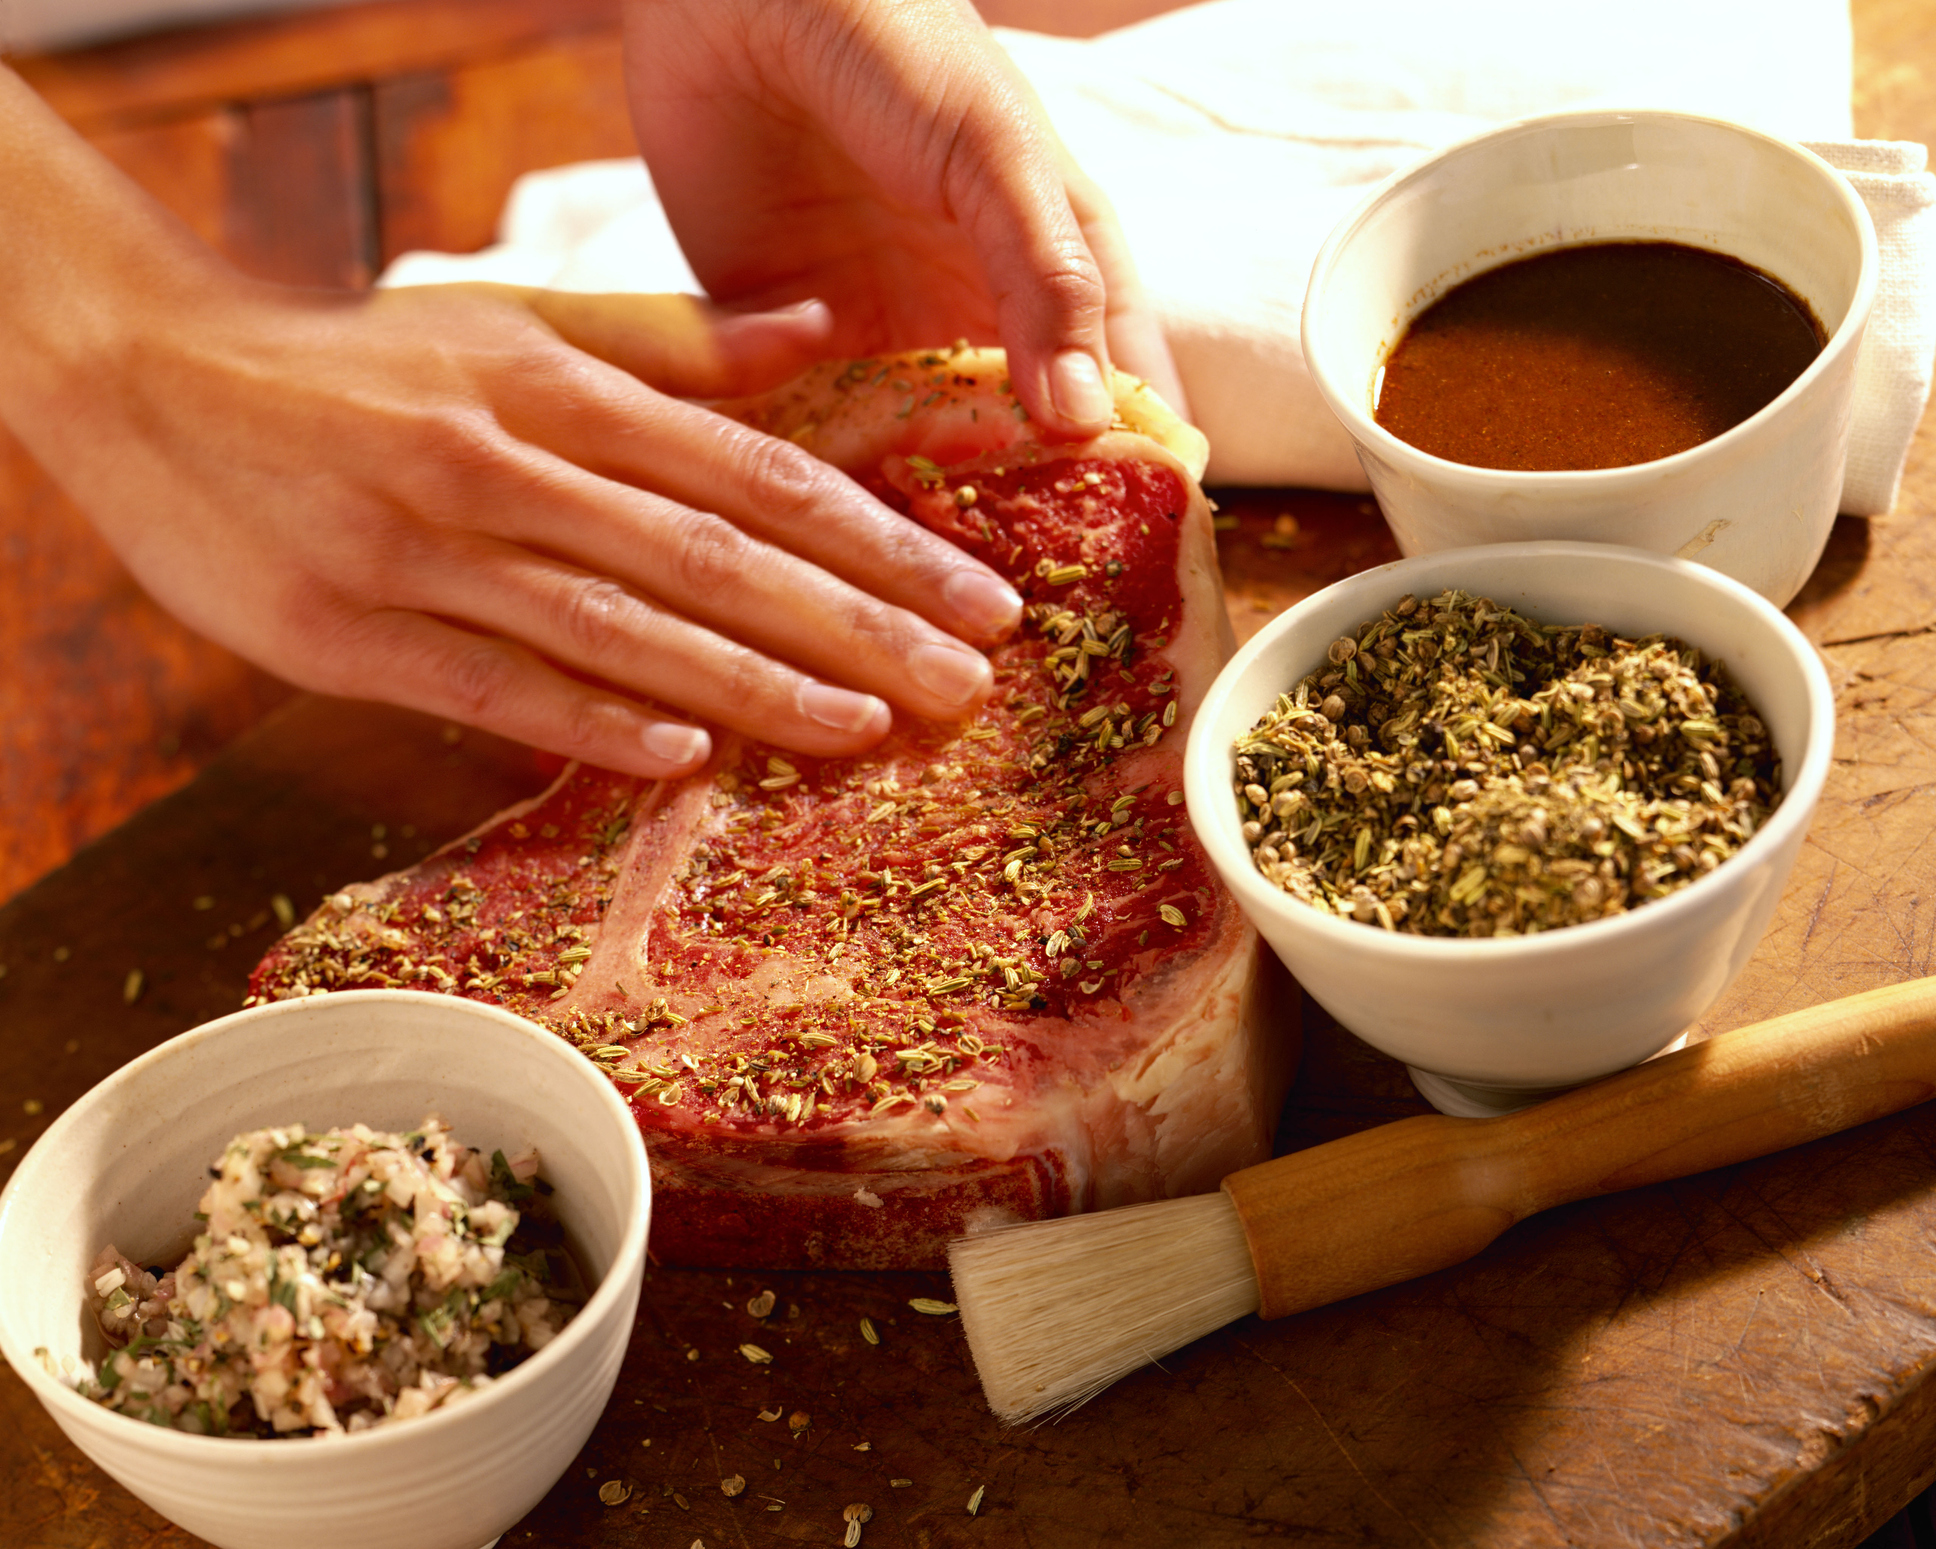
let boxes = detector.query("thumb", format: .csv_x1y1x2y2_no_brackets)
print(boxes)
518,288,837,398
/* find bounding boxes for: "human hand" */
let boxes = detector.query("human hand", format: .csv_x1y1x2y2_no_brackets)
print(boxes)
5,269,1024,779
623,0,1190,434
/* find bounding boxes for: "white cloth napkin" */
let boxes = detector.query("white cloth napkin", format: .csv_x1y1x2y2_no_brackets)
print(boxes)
1801,138,1936,514
382,0,1935,514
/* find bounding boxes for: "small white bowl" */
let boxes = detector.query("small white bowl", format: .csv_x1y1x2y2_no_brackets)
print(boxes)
1183,543,1833,1116
1302,110,1878,607
0,990,650,1549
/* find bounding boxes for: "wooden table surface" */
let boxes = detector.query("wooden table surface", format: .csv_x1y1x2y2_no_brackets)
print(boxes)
5,2,1936,1545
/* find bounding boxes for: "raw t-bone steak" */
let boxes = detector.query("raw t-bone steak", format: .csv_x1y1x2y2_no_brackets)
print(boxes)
251,349,1291,1269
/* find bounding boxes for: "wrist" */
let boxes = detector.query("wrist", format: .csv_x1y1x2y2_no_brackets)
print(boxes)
0,66,243,436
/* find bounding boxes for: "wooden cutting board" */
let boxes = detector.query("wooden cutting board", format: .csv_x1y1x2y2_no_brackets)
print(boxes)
5,0,1936,1541
7,481,1936,1549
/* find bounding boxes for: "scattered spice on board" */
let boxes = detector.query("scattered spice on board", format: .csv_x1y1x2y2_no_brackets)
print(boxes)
1232,590,1779,937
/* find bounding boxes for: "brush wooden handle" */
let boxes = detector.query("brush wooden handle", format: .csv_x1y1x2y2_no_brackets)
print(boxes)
1223,977,1936,1320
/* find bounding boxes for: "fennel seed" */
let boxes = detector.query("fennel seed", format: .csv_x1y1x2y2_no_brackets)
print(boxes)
1232,589,1778,937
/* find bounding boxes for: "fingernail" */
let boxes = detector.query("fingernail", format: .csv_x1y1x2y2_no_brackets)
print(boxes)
909,642,992,709
800,681,887,735
774,296,831,320
1049,349,1113,428
943,569,1022,637
641,722,710,768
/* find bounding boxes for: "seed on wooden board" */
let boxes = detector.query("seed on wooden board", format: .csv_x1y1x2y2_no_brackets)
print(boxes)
739,1343,773,1364
845,1523,863,1547
758,1406,782,1421
909,1297,958,1315
722,1475,746,1497
598,1481,632,1506
861,1317,880,1344
845,1503,875,1523
789,1411,811,1432
968,1485,987,1515
747,1289,776,1318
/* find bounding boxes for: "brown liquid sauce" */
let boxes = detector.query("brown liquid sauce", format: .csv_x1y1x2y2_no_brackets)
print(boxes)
1373,241,1826,471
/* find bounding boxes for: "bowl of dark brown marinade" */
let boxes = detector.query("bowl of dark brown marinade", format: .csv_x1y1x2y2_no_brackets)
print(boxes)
1182,543,1833,1117
1302,110,1878,608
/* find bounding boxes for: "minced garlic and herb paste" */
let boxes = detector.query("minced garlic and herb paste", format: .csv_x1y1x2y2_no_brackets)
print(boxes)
78,1115,578,1436
1234,589,1780,936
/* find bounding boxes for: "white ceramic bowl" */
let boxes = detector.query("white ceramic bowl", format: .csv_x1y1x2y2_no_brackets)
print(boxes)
0,991,650,1549
1302,110,1878,608
1183,543,1834,1116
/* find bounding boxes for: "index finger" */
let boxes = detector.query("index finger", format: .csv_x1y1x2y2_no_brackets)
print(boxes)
499,358,1025,647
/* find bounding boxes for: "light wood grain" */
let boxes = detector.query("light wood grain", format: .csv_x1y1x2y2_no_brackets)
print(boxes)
1229,979,1936,1320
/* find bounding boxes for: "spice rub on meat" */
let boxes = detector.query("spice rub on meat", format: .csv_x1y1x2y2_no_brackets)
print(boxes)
250,349,1291,1270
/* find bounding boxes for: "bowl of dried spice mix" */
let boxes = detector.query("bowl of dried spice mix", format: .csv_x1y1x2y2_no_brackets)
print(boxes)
0,990,649,1549
1183,542,1833,1117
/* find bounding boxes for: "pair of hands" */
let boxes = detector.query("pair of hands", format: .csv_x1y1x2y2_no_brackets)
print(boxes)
0,0,1183,779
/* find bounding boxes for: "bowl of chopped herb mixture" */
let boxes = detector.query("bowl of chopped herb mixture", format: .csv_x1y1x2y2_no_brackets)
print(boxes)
1184,541,1833,1118
0,990,649,1549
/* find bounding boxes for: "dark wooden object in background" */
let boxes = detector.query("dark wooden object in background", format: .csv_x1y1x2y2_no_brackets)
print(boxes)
5,0,1936,1545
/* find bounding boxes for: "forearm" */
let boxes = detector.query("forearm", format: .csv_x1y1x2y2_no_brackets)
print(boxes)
0,66,239,447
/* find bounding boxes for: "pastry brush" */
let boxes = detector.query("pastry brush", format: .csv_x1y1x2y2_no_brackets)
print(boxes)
949,977,1936,1425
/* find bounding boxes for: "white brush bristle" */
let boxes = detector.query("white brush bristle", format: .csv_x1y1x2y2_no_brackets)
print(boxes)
948,1192,1259,1425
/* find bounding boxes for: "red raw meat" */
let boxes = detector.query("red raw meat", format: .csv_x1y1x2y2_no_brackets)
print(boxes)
251,349,1294,1269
